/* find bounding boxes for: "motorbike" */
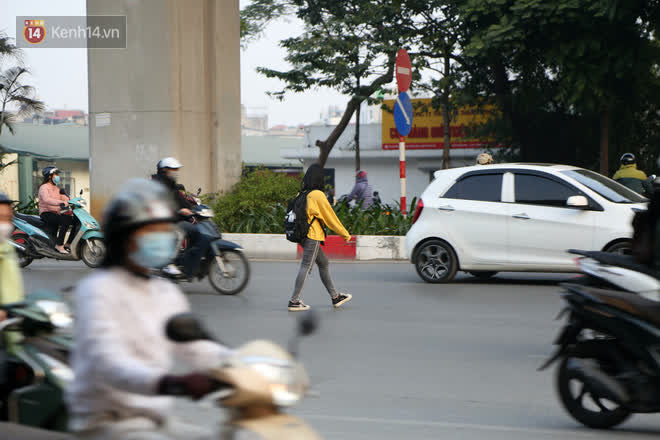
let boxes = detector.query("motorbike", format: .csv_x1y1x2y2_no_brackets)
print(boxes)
0,290,73,432
568,249,660,300
10,190,106,268
164,201,250,295
165,310,322,439
539,281,660,429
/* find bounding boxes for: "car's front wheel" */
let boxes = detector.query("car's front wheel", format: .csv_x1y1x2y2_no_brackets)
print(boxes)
414,240,458,283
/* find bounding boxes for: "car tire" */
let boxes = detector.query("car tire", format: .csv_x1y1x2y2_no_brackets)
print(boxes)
469,271,498,280
414,239,458,283
604,241,631,256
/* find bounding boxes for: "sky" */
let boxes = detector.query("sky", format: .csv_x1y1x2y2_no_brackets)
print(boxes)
0,0,348,127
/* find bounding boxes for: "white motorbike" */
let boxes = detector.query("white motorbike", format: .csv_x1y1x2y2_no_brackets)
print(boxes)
568,249,660,300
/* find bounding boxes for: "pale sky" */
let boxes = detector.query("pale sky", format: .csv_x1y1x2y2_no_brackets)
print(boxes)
0,0,347,127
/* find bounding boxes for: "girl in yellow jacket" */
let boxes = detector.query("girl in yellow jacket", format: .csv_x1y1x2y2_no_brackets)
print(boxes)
289,164,353,311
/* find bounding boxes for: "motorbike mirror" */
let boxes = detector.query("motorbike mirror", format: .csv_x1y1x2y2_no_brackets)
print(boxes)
80,189,84,196
298,310,319,337
197,188,202,196
165,313,215,343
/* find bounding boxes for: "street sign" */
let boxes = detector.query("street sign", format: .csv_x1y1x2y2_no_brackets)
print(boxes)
394,92,413,136
395,49,412,93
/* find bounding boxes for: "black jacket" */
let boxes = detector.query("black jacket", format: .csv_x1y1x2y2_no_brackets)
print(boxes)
152,173,193,212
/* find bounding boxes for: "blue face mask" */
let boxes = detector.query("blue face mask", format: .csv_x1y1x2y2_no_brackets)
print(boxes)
128,231,178,270
53,176,61,184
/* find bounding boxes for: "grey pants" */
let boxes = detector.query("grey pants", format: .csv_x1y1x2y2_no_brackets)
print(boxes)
291,239,337,302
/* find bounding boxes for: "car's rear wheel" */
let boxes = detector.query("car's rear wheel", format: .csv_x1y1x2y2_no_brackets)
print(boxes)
469,271,498,280
604,241,632,256
414,240,458,283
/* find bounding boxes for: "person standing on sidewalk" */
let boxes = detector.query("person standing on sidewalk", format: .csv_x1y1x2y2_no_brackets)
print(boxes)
289,164,353,311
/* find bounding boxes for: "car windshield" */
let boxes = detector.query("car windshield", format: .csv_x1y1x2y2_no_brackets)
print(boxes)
561,169,647,203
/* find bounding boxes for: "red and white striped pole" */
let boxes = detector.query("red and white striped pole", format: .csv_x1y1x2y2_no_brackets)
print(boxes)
400,135,406,216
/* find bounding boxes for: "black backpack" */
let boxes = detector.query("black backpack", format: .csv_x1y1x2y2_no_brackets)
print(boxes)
285,190,314,243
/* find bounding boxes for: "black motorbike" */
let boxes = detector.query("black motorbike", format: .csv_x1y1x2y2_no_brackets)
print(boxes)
540,282,660,429
164,203,250,295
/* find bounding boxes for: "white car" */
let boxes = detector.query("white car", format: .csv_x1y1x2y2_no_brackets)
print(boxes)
405,163,648,283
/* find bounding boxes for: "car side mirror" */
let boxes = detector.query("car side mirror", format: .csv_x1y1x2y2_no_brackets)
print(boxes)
567,195,589,209
165,313,215,343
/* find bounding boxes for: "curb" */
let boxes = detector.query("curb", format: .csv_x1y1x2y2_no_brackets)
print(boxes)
222,233,406,261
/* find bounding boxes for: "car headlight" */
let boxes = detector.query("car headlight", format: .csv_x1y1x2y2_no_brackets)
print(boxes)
35,300,73,329
37,353,74,387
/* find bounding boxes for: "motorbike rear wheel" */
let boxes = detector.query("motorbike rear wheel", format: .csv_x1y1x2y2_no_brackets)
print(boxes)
80,238,106,268
556,357,631,429
208,250,250,295
11,233,33,268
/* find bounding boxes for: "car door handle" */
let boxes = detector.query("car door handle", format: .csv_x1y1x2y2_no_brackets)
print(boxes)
512,213,530,220
438,205,455,211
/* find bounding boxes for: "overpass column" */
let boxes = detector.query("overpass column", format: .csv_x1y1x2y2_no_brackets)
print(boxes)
86,0,241,217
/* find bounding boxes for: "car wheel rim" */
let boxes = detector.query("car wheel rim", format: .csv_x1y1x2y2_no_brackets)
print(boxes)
419,245,450,280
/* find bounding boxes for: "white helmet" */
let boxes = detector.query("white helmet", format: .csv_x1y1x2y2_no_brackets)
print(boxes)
157,157,183,170
476,153,494,165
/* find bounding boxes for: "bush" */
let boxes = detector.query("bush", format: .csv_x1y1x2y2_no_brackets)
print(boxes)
208,169,414,236
208,169,301,233
14,196,39,215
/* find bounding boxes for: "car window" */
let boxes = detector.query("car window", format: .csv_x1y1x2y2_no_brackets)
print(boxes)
514,174,577,207
443,174,502,202
561,169,647,203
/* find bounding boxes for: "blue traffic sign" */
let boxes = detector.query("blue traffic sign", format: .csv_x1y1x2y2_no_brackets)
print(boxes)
394,92,413,137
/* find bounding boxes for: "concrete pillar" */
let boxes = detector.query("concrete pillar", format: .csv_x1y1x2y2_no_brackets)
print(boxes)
86,0,241,217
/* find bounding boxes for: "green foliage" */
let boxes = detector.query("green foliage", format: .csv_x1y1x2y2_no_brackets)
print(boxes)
207,169,413,236
208,169,302,233
14,196,38,215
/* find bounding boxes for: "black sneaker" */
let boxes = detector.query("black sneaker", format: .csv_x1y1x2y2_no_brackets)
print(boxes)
288,301,311,312
332,293,353,308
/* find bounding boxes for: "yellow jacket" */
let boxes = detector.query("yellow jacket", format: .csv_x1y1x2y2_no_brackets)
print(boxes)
306,190,351,242
0,241,24,305
613,164,647,181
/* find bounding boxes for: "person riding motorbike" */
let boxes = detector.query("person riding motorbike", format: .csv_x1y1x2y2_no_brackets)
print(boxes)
152,158,203,280
0,192,23,323
476,152,494,165
38,166,75,254
613,153,651,195
66,178,232,440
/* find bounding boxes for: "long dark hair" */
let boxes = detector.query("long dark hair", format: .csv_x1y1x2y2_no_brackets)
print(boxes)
302,163,324,191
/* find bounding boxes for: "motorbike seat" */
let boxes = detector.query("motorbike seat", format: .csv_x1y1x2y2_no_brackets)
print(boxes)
568,249,660,280
568,284,660,328
14,212,48,230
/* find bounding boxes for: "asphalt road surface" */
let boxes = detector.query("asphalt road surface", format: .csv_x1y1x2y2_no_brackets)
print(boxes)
22,260,660,439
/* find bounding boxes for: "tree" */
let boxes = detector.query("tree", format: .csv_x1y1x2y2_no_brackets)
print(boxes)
0,33,44,172
459,0,660,174
248,0,419,166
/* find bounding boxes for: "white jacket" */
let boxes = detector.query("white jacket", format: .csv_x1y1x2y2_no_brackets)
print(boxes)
67,268,231,429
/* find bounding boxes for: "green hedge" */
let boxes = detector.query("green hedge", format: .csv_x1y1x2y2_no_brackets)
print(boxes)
207,169,413,236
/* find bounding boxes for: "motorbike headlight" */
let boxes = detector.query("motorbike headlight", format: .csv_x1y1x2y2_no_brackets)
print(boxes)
84,221,96,229
248,360,307,407
35,300,73,329
199,208,215,218
37,353,74,387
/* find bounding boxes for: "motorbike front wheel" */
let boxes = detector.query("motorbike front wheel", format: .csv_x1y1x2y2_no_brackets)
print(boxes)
208,250,250,295
556,357,631,429
80,238,106,268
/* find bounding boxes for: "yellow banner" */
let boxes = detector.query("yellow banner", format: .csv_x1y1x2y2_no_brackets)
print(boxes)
382,98,498,150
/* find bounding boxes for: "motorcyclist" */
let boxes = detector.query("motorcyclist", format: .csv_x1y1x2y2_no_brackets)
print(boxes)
613,153,650,195
476,153,494,165
348,170,374,208
38,166,74,254
0,192,23,322
66,178,231,440
152,158,203,280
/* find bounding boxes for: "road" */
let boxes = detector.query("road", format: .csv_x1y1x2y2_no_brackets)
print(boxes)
22,260,660,439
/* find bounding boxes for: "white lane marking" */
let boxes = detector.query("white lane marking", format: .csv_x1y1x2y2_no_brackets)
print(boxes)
303,414,599,438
